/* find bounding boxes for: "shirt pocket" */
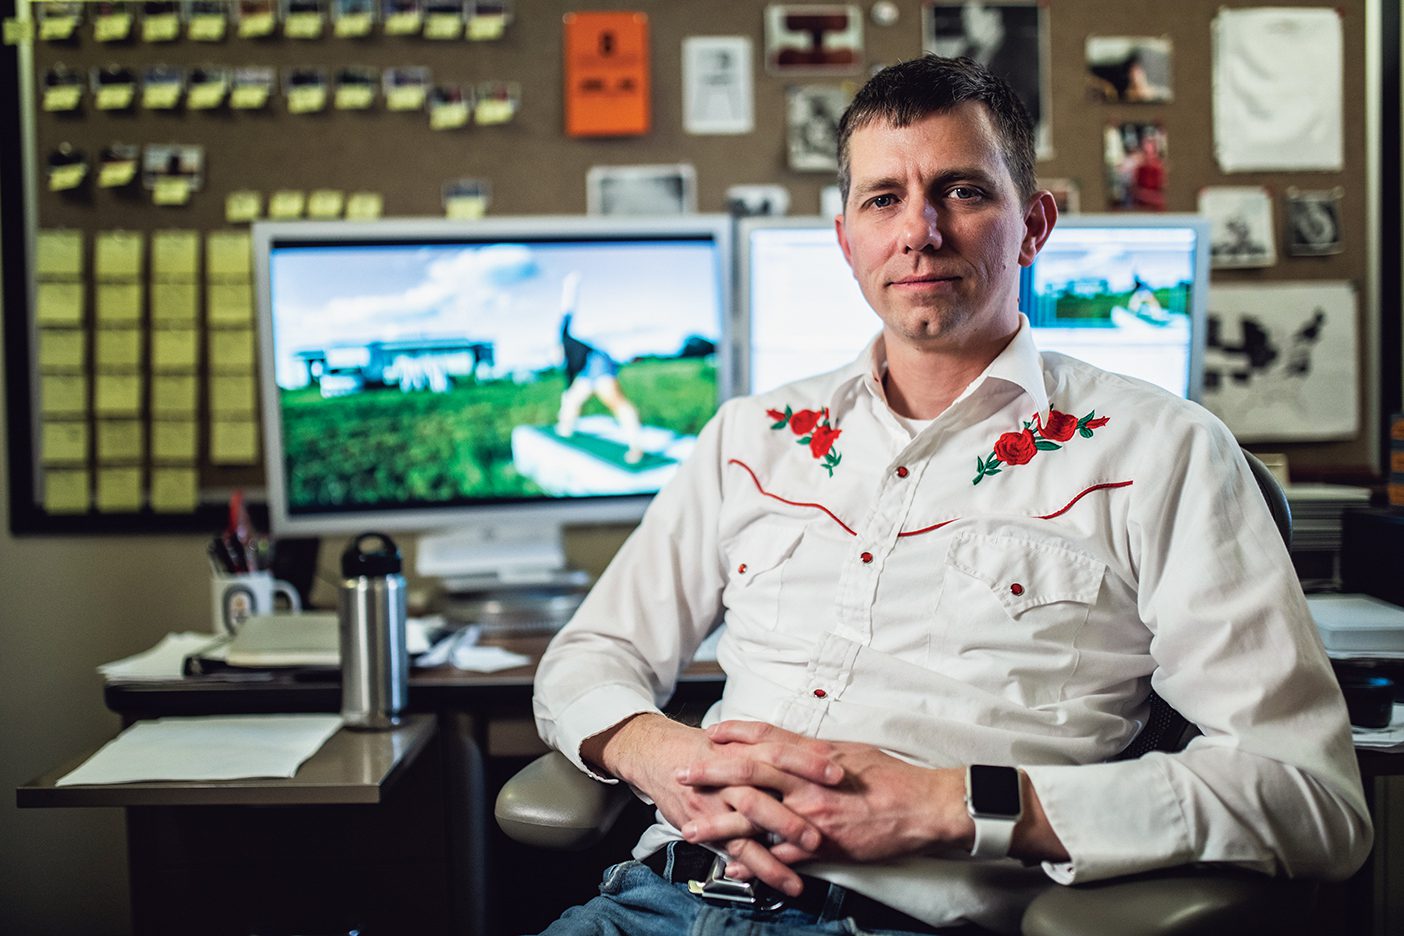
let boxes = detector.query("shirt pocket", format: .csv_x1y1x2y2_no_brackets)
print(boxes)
720,519,804,636
930,532,1106,707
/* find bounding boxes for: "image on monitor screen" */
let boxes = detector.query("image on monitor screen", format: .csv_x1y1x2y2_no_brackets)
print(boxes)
255,217,732,564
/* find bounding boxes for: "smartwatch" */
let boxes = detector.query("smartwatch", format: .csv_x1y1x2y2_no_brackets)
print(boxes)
965,764,1023,859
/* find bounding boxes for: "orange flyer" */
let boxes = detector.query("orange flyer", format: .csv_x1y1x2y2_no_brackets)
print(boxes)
563,11,650,137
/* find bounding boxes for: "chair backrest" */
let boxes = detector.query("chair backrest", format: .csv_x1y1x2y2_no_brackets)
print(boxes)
1114,447,1292,760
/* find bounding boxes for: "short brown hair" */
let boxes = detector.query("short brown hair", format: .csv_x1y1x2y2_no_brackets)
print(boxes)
836,55,1037,206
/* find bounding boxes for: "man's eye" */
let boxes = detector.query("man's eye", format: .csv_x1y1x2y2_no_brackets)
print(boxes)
869,194,898,209
949,187,982,200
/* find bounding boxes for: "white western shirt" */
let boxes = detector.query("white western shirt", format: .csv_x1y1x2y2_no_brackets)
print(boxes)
534,320,1371,933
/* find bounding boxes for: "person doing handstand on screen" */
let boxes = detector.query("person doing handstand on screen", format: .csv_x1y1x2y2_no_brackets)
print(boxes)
556,271,644,465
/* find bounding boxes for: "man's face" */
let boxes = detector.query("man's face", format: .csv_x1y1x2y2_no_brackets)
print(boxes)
835,102,1053,355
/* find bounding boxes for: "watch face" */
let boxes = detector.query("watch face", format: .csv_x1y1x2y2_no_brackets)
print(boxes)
969,765,1021,816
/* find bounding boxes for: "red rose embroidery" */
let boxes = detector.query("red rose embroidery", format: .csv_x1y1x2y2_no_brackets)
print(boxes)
790,408,823,436
766,408,786,422
1042,410,1078,442
994,428,1037,465
809,424,842,458
1085,416,1110,430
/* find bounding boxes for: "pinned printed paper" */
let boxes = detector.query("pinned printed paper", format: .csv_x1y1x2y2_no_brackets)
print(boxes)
283,0,326,38
38,1,84,41
237,0,277,37
423,0,464,40
141,64,185,110
141,0,182,42
1285,188,1344,258
474,80,519,125
384,66,430,111
1085,36,1172,103
1199,186,1276,269
467,0,510,40
92,1,136,42
143,144,204,204
307,189,346,218
925,1,1050,157
94,230,144,278
47,145,89,193
185,0,228,40
443,178,490,218
284,67,329,114
429,84,472,129
382,0,423,35
683,36,754,135
587,164,695,216
268,190,307,219
332,0,375,37
1105,122,1166,211
230,66,275,110
334,67,378,110
344,191,384,219
765,4,863,75
92,66,138,111
226,190,264,223
786,84,846,172
725,184,790,217
42,65,85,112
564,11,651,137
187,66,231,110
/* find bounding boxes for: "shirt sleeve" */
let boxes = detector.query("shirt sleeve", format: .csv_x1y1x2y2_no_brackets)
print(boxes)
1023,411,1373,884
532,404,733,781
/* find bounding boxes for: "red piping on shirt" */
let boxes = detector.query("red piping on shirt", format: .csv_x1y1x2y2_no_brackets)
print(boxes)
727,459,1132,540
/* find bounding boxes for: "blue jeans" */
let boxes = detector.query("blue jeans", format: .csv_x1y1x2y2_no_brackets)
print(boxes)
535,857,945,936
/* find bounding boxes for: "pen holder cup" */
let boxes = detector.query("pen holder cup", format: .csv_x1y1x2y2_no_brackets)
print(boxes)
211,571,302,635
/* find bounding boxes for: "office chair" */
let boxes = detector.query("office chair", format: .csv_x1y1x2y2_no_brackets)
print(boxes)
497,449,1320,936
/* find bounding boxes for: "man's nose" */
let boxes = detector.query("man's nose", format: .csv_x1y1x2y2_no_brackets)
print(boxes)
900,200,942,253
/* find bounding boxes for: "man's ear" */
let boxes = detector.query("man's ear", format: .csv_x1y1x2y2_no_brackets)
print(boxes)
1018,191,1058,267
835,212,855,270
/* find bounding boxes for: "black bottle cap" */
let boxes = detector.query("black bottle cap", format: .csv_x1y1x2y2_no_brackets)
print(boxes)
341,532,403,578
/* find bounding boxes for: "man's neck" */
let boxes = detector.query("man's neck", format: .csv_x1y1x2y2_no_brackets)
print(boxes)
880,326,1018,420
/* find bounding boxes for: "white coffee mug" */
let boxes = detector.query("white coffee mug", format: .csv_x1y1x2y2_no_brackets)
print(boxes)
211,571,302,634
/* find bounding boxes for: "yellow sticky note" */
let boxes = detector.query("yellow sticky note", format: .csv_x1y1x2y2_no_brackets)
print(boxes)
151,374,198,415
95,329,143,368
384,10,422,34
4,17,36,44
187,82,227,110
96,283,144,325
98,159,138,188
95,231,144,279
44,468,91,514
430,102,470,130
226,191,263,223
334,12,373,37
345,192,383,219
36,230,84,277
237,11,275,37
141,13,181,42
284,12,324,38
208,281,254,325
207,232,252,277
209,328,257,370
209,374,258,416
37,329,87,370
287,86,327,114
334,85,374,110
151,230,200,277
475,98,514,125
386,86,426,111
143,83,183,110
152,419,199,462
306,190,345,218
96,467,143,513
210,418,260,464
94,372,144,416
268,191,306,219
151,467,199,511
97,419,145,462
35,281,85,325
230,84,271,109
188,14,226,41
466,14,506,40
150,281,199,324
153,177,193,206
423,13,460,39
42,85,83,112
49,164,87,192
41,421,89,464
94,12,135,41
151,328,199,371
445,196,487,219
41,375,88,416
39,16,80,41
95,85,136,111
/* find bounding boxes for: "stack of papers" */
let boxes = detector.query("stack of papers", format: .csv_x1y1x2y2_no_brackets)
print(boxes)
1353,704,1404,751
1285,483,1371,554
1308,594,1404,659
98,632,227,682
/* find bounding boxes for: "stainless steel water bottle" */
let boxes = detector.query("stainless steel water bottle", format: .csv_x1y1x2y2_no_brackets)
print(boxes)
338,532,408,730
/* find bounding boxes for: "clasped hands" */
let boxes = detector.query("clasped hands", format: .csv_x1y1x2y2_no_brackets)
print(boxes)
593,713,973,897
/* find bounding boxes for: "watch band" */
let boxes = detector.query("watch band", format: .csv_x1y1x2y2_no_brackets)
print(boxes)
966,764,1023,859
970,810,1017,859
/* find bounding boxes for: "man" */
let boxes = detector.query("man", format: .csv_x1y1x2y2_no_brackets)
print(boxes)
533,56,1370,935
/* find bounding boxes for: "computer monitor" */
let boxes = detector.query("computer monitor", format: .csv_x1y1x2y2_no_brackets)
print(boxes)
739,213,1210,401
254,216,733,582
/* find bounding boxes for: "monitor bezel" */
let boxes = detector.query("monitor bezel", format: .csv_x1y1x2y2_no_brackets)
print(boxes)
253,214,736,539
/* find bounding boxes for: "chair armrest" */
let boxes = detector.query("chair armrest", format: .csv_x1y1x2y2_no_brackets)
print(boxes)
1021,869,1318,936
494,750,633,850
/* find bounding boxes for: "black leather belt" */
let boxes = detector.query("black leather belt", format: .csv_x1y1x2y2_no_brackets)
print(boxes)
644,841,943,934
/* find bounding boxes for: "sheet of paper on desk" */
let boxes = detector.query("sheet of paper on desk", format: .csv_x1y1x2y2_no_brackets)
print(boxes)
1352,704,1404,751
55,714,343,786
98,632,227,681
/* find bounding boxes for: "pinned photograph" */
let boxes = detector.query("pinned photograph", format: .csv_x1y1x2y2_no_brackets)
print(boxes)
467,0,511,39
683,36,754,135
1038,177,1080,214
186,65,231,109
383,66,430,111
1085,36,1172,103
1285,187,1344,257
142,143,204,191
230,65,275,109
236,0,276,35
786,83,847,172
1199,186,1276,269
381,0,423,34
185,0,228,38
764,4,863,75
332,0,376,35
1105,122,1167,211
442,178,491,218
333,66,378,110
587,164,697,217
141,0,182,41
726,184,791,218
428,83,472,130
283,66,329,114
924,1,1050,157
141,64,185,110
474,80,520,124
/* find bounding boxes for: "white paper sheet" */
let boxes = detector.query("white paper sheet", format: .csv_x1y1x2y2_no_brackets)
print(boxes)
1353,704,1404,751
55,714,343,786
1212,8,1343,172
98,632,226,682
682,36,754,135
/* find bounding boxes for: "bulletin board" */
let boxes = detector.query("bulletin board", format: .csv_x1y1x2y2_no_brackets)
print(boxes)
0,0,1388,533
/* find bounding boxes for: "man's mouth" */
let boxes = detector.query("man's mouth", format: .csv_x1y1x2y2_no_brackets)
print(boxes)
889,273,959,287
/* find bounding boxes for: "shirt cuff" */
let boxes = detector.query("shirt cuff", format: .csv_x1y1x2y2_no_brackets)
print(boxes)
552,682,664,783
1022,757,1192,884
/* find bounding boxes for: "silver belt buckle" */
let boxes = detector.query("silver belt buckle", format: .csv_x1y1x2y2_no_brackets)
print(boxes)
686,854,785,911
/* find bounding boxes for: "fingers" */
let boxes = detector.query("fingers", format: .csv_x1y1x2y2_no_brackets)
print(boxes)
699,722,844,786
723,837,804,897
681,784,821,853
